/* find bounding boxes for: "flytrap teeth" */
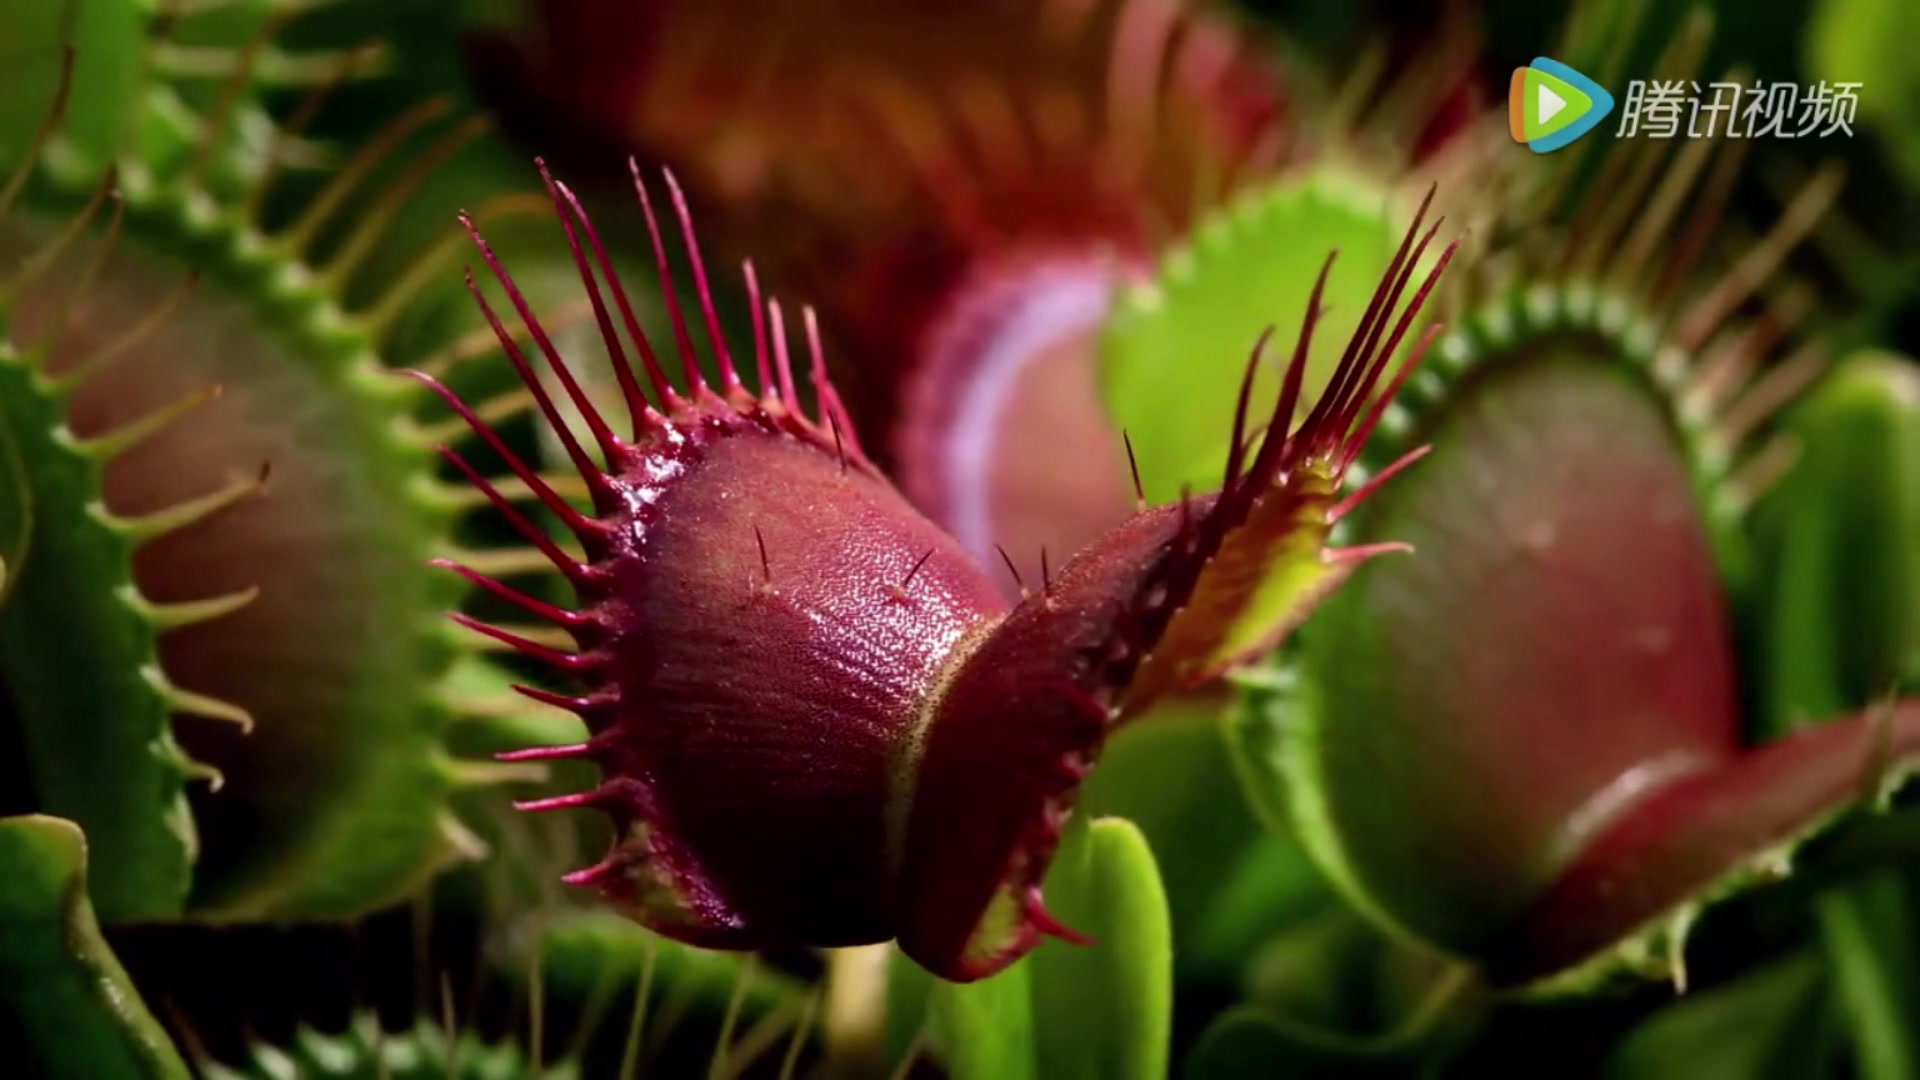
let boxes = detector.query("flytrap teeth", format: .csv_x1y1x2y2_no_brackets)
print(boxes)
142,665,254,733
122,585,262,630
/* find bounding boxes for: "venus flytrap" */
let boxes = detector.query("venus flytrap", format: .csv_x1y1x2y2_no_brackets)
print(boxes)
0,2,592,925
419,156,1458,980
1198,17,1920,993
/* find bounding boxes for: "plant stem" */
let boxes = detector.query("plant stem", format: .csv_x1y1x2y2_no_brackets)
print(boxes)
823,943,893,1079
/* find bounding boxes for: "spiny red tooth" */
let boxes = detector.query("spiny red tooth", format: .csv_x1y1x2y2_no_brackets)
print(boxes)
514,790,601,813
1341,323,1443,466
460,237,618,501
1242,257,1325,489
431,558,589,629
1325,542,1416,566
1328,444,1433,523
541,163,670,430
1334,217,1446,433
560,860,622,889
446,612,591,673
661,166,742,393
805,305,859,446
629,159,710,396
406,369,603,545
1024,887,1096,946
769,298,801,415
558,178,681,414
1299,185,1438,439
431,442,593,584
495,740,595,763
1221,325,1277,493
507,683,612,719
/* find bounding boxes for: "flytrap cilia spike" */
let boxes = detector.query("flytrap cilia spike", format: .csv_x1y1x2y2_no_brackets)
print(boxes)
0,6,590,922
1246,19,1920,992
425,159,1458,980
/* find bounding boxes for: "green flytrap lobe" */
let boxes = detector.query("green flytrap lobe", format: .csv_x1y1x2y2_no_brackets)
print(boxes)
422,155,1457,980
0,5,582,924
1098,167,1434,508
1109,184,1458,701
0,53,210,919
0,0,394,200
0,815,190,1080
1225,66,1920,989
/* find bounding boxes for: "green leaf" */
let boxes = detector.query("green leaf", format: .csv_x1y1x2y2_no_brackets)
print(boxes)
1808,0,1920,183
929,948,1037,1080
1185,963,1473,1080
0,0,142,178
1098,167,1409,505
203,1015,577,1080
885,946,936,1072
1242,906,1459,1042
0,814,189,1079
1605,953,1834,1079
1084,681,1334,981
0,394,29,613
1030,817,1174,1080
1184,1008,1423,1080
511,909,807,1028
1241,908,1380,1030
1751,352,1920,1080
929,816,1173,1080
1820,875,1920,1080
1081,691,1325,979
1184,830,1334,981
1754,351,1920,735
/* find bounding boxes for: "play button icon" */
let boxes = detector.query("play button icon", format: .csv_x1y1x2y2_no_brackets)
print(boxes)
1508,57,1615,153
1538,84,1565,124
